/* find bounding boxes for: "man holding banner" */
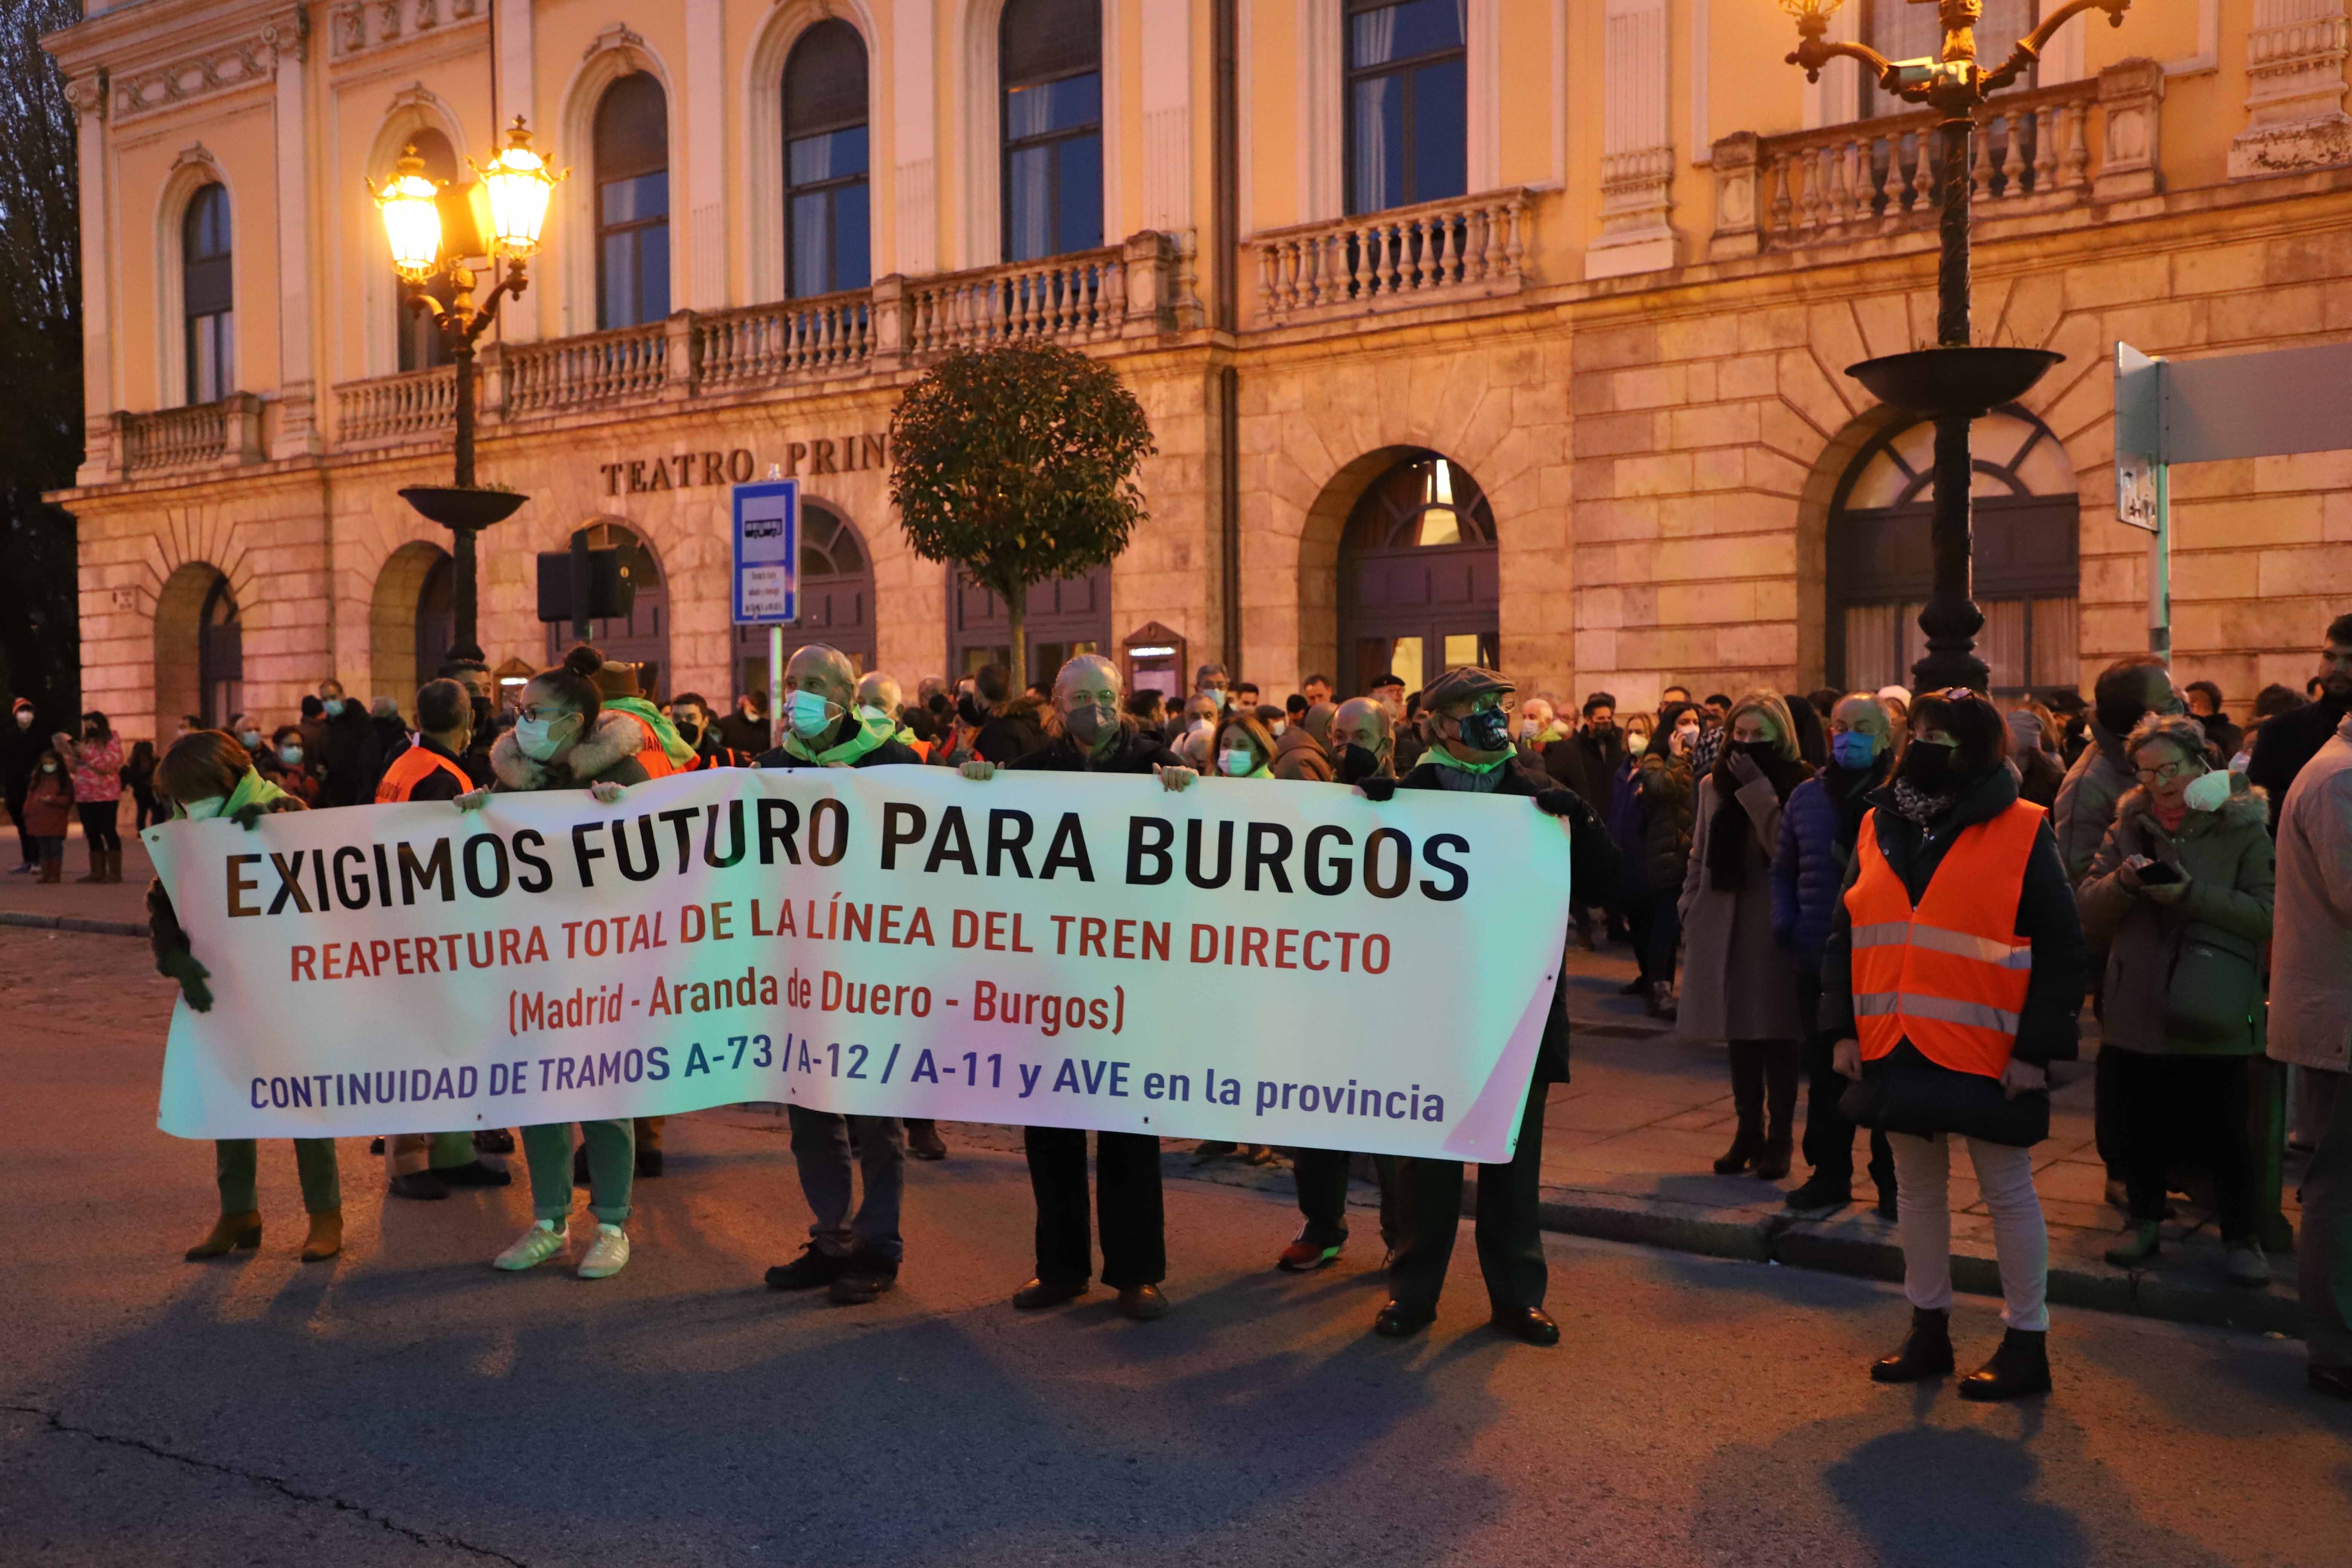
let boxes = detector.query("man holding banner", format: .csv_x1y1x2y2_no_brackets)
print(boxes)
757,645,926,1307
1360,667,1617,1345
963,654,1198,1321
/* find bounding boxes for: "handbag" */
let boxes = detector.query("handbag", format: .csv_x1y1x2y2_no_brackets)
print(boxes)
2162,922,2263,1046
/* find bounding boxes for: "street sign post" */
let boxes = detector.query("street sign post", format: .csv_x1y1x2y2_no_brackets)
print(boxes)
732,476,799,752
2113,343,2167,655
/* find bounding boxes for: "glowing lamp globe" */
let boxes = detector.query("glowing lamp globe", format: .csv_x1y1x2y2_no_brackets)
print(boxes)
476,117,559,259
373,147,444,284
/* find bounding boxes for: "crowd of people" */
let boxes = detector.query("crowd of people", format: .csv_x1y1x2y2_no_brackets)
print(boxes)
25,605,2352,1402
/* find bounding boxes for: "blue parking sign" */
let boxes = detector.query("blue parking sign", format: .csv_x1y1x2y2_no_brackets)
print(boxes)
732,479,798,624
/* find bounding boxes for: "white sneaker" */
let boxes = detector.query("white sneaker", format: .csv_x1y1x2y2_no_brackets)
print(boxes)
577,1223,630,1279
494,1219,567,1271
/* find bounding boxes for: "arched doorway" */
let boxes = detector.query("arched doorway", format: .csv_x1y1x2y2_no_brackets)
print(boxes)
547,522,671,698
730,501,875,698
1828,407,2079,696
369,541,453,707
199,576,243,727
154,564,242,731
1337,449,1499,692
948,563,1111,681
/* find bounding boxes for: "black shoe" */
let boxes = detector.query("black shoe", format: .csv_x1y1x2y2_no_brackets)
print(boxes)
828,1255,900,1306
765,1245,850,1291
1190,1141,1238,1165
1754,1137,1793,1182
1618,976,1650,996
1373,1300,1436,1338
473,1128,515,1154
1783,1174,1853,1212
387,1172,449,1202
368,1137,386,1155
1117,1284,1169,1321
572,1144,590,1187
2309,1364,2352,1401
1958,1329,2050,1402
1012,1276,1090,1310
907,1121,948,1161
1870,1308,1955,1383
634,1147,665,1178
1491,1306,1560,1345
1875,1182,1900,1222
430,1159,511,1188
1713,1130,1763,1176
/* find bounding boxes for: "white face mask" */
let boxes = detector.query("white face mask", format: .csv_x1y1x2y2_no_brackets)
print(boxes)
180,796,227,821
1627,732,1649,755
1269,719,1288,738
2182,768,2232,813
40,761,57,773
788,689,836,739
857,704,891,727
323,698,346,718
1219,747,1255,777
12,712,28,729
237,729,262,749
513,713,576,762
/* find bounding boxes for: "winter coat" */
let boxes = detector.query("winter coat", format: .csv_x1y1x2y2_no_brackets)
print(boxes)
2077,781,2274,1057
2,719,47,810
1771,764,1890,971
2052,717,2139,883
64,735,123,803
354,715,410,802
145,777,308,981
1388,756,1618,1086
1611,752,1692,899
23,770,72,837
258,756,323,807
2248,694,2349,831
488,710,655,793
1270,725,1333,782
2269,718,2352,1073
1008,726,1185,776
2196,710,2243,764
1820,763,2086,1145
314,705,375,807
1677,770,1805,1043
973,700,1050,764
2014,746,2065,808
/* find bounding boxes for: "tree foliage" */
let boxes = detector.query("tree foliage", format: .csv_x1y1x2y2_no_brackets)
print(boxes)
0,0,84,718
887,343,1154,692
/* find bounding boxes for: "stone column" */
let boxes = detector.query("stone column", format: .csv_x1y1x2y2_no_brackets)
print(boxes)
1588,0,1678,279
2230,0,2352,176
266,8,319,459
495,0,539,340
684,0,726,308
894,0,938,277
66,70,114,485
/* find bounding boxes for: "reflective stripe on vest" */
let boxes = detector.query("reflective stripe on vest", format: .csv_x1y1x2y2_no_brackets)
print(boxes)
617,711,677,779
1843,799,2044,1079
374,745,471,803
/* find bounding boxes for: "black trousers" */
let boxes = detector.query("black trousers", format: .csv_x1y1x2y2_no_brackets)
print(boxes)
1389,1086,1549,1314
2115,1050,2259,1241
1796,969,1891,1193
1025,1127,1164,1289
77,799,120,853
5,795,31,867
1293,1147,1413,1250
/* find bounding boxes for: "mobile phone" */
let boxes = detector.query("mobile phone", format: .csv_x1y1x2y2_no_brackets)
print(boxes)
2136,861,2182,885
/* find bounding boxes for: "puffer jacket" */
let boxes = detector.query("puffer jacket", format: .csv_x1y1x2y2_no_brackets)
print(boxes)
1770,766,1881,969
2052,716,2138,883
1625,751,1692,898
2077,780,2274,1056
489,710,654,793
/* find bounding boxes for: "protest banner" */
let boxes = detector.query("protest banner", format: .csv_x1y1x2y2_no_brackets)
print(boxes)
144,767,1573,1161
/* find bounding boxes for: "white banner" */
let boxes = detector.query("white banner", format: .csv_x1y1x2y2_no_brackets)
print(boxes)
145,767,1572,1161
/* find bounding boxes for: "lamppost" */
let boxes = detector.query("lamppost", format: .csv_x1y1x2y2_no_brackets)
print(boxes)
372,116,562,661
1777,0,2132,691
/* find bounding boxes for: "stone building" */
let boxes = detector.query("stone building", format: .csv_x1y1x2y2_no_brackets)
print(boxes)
41,0,2352,741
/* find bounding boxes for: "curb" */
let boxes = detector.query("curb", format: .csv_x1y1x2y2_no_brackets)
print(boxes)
0,910,147,938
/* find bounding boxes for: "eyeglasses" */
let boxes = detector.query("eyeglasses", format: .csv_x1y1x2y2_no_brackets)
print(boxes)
517,705,572,724
2134,757,2200,785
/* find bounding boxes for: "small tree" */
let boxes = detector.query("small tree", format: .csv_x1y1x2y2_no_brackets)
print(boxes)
889,343,1155,695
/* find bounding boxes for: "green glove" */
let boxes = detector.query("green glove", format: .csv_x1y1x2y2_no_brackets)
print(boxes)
160,947,214,1012
231,803,267,831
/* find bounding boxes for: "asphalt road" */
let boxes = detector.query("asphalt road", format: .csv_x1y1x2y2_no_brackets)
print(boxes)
4,926,2347,1568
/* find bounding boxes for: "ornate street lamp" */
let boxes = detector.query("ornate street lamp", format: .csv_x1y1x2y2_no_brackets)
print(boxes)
1778,0,2132,691
371,116,563,660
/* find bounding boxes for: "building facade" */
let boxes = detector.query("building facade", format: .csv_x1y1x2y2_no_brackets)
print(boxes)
43,0,2352,740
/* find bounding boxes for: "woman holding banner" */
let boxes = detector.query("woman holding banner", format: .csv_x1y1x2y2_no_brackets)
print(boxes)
466,646,652,1281
962,654,1198,1321
147,731,346,1264
1194,707,1282,1168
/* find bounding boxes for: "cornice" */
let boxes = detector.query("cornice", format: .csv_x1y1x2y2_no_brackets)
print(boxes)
45,3,311,122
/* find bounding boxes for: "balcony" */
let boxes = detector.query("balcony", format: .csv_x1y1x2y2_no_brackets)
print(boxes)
1707,60,2167,261
117,394,264,474
322,232,1191,452
1246,188,1532,328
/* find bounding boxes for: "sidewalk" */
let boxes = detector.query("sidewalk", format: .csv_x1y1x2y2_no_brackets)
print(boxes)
0,822,156,934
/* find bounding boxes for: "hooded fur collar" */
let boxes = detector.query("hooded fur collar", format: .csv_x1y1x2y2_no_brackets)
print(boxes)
490,709,647,791
2115,778,2270,835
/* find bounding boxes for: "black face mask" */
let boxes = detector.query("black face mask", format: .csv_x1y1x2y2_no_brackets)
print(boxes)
674,720,702,746
1900,740,1956,789
470,696,494,735
1335,743,1386,785
1458,707,1513,753
1736,739,1779,762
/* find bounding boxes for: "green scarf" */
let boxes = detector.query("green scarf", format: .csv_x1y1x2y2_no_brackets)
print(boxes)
1423,744,1511,777
605,695,697,769
175,766,289,821
782,706,897,766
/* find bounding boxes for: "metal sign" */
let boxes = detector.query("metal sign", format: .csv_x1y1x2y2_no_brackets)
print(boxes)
731,478,799,625
2113,342,2162,534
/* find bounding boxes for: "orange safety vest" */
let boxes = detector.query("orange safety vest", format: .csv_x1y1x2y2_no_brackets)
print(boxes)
1844,800,2044,1080
374,744,472,803
615,711,677,779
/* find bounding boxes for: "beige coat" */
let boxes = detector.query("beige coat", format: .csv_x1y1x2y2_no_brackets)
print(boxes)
2269,718,2352,1073
1676,773,1806,1043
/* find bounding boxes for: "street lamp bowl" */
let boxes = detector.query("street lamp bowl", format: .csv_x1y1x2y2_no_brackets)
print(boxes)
372,146,444,284
398,485,529,531
475,116,560,259
1847,346,2064,417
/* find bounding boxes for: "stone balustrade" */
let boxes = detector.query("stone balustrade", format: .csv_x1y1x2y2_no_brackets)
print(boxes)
695,291,874,389
1709,60,2167,261
118,393,263,474
904,246,1129,353
1248,188,1530,325
335,365,455,447
500,320,670,417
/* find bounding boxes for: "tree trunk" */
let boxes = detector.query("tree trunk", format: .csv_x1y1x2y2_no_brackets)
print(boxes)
1003,577,1028,697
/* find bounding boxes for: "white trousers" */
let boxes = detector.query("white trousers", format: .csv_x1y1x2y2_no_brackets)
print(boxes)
1888,1130,2050,1332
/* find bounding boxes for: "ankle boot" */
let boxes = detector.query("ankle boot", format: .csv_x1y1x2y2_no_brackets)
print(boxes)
1959,1328,2051,1401
1870,1307,1955,1383
300,1210,343,1263
75,852,104,883
1714,1041,1766,1174
39,854,62,884
185,1210,263,1260
1755,1040,1801,1179
104,847,123,883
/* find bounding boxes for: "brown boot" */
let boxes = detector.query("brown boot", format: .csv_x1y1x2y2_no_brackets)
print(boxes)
104,847,123,883
75,851,104,884
300,1210,343,1263
39,853,62,884
185,1210,263,1260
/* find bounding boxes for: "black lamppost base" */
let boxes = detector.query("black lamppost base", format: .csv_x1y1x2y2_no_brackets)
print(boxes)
1846,348,2063,418
399,487,527,661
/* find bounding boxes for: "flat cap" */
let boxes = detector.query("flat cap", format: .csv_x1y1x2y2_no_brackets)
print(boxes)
1422,666,1515,711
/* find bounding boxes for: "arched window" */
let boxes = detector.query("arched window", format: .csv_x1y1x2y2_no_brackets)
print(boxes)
732,504,875,693
784,21,871,298
547,522,671,698
182,184,233,404
1338,450,1498,691
1829,407,2079,696
1001,0,1102,262
1863,0,2035,119
394,130,460,373
1344,0,1467,217
594,72,671,329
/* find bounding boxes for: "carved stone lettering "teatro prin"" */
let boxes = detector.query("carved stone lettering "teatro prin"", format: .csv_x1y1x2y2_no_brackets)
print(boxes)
598,434,890,497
